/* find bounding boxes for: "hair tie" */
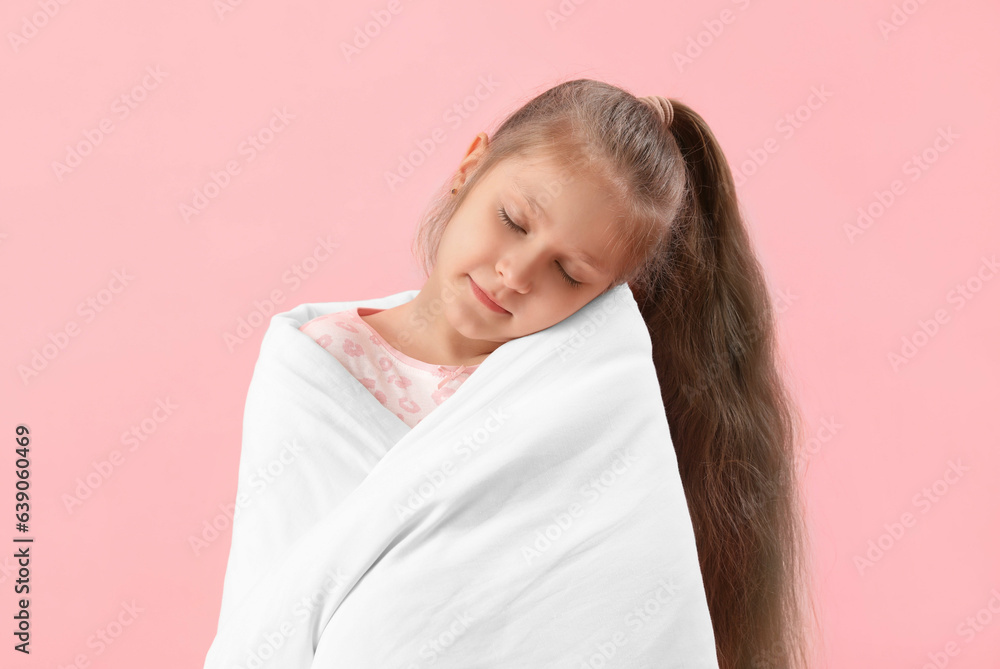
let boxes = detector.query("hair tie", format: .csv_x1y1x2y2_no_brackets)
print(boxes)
639,95,674,129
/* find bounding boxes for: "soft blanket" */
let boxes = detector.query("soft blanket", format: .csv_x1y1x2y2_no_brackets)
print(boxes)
203,283,719,668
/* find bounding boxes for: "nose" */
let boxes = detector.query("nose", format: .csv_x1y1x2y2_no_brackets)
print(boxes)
496,251,538,292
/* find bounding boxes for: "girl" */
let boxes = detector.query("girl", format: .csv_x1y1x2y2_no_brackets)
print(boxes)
299,78,817,668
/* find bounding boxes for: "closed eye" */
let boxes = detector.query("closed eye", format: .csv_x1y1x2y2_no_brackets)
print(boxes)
497,206,583,288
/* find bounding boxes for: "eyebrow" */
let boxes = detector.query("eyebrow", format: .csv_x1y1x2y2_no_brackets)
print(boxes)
511,179,608,276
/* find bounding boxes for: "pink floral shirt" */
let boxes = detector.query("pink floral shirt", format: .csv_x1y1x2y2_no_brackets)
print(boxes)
299,307,478,428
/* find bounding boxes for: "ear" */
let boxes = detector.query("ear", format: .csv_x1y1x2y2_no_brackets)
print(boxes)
451,132,490,191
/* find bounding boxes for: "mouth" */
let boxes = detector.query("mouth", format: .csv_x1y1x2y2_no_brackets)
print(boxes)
468,276,510,314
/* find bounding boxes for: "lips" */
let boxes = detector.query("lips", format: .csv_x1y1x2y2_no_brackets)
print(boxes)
469,276,510,314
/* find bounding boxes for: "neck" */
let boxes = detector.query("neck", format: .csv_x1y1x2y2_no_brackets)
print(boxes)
387,288,499,367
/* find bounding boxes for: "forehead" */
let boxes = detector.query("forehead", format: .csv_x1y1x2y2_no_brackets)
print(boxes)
498,154,573,191
498,155,615,214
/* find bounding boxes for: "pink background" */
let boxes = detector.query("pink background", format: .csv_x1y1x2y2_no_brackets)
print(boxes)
2,1,998,667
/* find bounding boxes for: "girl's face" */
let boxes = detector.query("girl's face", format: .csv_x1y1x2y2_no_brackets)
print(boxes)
415,138,629,359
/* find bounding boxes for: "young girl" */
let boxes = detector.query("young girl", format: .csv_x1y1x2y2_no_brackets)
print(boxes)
299,78,816,668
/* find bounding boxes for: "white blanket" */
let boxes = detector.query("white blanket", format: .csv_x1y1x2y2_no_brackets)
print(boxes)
203,283,719,668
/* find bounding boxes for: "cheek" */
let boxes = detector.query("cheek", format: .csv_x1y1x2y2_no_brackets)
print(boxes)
464,220,502,254
473,217,498,241
440,223,478,260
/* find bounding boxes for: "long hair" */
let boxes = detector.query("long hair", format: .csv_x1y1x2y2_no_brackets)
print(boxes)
411,78,820,669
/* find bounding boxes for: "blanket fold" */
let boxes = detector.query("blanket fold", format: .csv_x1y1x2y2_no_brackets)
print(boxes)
204,283,720,668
